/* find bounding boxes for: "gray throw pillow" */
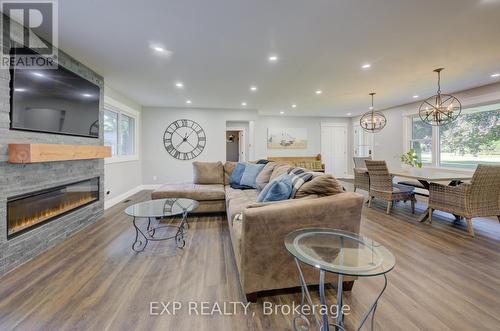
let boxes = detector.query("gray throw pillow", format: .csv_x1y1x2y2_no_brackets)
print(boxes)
255,162,277,190
193,161,224,184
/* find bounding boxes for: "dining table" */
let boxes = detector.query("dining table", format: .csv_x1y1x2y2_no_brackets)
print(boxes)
358,167,474,222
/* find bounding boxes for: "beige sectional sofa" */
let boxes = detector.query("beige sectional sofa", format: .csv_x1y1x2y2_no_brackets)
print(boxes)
152,161,364,301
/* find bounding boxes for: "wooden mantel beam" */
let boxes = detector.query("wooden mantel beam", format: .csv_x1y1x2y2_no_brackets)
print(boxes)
8,144,112,163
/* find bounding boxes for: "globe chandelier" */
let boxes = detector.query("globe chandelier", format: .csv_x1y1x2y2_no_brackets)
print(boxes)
418,68,461,126
360,92,386,133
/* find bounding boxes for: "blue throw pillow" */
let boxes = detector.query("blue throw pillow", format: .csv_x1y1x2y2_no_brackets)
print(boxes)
257,174,293,202
230,163,246,185
240,163,265,188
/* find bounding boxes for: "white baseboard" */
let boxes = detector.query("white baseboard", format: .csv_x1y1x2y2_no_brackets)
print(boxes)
104,184,162,210
140,184,162,190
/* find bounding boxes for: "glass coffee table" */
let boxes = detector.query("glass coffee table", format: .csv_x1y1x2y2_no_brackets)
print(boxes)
285,228,396,331
125,198,198,252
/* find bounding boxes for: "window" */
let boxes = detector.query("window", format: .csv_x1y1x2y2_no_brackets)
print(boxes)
104,110,118,155
103,99,139,163
409,115,432,164
120,114,135,155
406,103,500,169
439,106,500,169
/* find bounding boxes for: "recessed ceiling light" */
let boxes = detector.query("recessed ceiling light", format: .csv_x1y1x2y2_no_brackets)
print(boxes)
82,93,93,97
361,64,371,69
268,55,278,62
291,104,297,108
413,95,419,98
175,82,184,88
14,88,26,92
280,111,285,115
32,72,44,77
150,44,173,56
250,86,258,91
241,102,247,106
315,90,322,95
346,112,352,116
491,73,500,78
185,100,192,104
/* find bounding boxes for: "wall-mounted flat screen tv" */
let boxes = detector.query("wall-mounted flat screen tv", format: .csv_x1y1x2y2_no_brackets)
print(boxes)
10,49,100,138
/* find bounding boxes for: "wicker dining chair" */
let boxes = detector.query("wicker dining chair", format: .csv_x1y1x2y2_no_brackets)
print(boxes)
428,164,500,237
365,160,416,214
353,156,371,192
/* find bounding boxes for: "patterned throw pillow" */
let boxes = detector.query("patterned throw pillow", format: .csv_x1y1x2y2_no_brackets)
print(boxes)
287,167,314,197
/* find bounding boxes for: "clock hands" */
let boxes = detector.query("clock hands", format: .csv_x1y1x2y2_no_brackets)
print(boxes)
175,132,189,148
174,129,197,150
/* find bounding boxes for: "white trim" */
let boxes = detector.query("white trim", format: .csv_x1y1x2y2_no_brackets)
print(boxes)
104,95,140,117
248,121,255,160
104,185,143,209
104,184,162,209
141,184,162,190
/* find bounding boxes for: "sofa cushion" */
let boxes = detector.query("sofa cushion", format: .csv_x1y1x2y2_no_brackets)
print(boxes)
255,162,277,191
270,163,291,181
225,187,259,224
225,185,259,203
240,163,265,188
294,174,344,198
152,183,225,201
193,161,224,184
257,174,293,202
224,161,237,185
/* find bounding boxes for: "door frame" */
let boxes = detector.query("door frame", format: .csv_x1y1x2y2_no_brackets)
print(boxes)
320,122,348,177
226,127,247,162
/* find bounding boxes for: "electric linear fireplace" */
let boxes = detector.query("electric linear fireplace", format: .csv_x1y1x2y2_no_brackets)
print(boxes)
7,177,99,239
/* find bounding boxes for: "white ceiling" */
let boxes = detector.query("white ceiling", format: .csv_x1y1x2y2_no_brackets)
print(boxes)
40,0,500,116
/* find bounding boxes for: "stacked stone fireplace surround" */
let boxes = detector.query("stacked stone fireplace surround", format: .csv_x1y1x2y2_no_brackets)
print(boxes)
0,15,105,276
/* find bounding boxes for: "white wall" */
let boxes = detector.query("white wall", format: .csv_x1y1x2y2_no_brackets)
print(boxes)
142,107,258,184
103,85,143,207
141,108,351,184
355,82,500,169
254,116,350,159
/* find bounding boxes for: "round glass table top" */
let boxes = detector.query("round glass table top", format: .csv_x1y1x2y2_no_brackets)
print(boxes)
285,228,395,277
125,198,199,218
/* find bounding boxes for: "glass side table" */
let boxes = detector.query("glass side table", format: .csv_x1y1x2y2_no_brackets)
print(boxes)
285,228,396,331
125,198,198,252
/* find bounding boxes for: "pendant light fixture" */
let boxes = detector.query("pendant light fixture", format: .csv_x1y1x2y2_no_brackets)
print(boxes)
360,92,386,133
418,68,461,126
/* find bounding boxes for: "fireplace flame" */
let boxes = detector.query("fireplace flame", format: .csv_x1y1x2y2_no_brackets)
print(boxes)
8,194,96,235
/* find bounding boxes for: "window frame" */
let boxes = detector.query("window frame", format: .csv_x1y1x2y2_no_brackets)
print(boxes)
104,96,140,164
403,105,499,172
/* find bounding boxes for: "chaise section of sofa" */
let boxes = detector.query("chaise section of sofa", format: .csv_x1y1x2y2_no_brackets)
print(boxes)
151,183,226,213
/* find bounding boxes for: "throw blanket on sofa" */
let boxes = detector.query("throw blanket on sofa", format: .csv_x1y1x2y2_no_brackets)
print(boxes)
287,167,314,197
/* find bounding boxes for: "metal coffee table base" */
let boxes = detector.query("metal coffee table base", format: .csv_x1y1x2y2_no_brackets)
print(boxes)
293,258,388,331
131,211,189,252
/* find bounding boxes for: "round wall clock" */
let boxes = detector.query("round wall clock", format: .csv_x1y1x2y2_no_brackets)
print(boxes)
163,119,206,160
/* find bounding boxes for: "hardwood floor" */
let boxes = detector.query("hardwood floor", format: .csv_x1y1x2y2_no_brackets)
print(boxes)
0,184,499,331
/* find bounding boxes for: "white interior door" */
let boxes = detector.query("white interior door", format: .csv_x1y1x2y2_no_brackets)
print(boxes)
353,124,373,157
321,123,347,177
